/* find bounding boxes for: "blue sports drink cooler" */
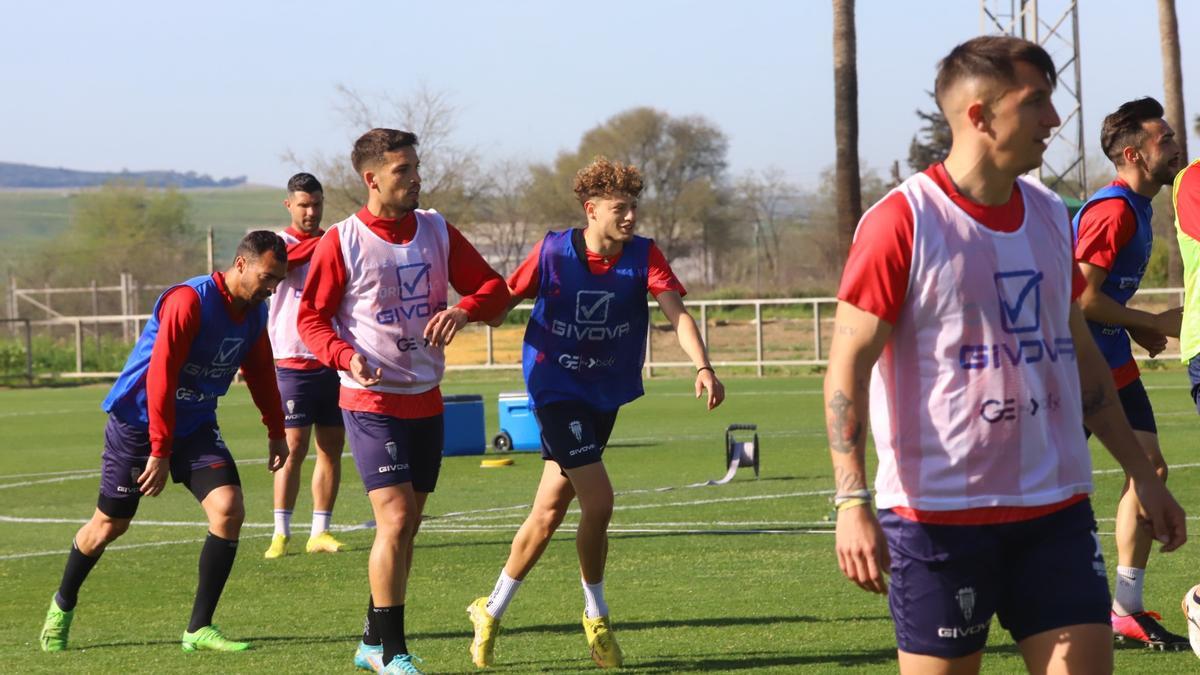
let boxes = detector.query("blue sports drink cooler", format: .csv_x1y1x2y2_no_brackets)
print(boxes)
493,392,542,452
442,394,486,456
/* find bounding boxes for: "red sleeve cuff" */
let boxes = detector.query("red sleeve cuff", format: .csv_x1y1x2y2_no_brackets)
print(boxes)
333,346,354,371
456,296,482,321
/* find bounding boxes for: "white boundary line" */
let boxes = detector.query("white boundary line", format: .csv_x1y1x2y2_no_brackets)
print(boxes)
0,408,84,419
0,531,276,561
0,468,98,480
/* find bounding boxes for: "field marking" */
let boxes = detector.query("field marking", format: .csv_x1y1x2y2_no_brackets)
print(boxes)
1092,461,1200,476
0,531,275,561
0,515,277,528
0,408,84,419
0,468,98,480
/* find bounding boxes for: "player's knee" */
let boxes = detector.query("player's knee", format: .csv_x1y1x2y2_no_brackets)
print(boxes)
285,446,309,466
531,505,567,536
376,512,418,542
578,496,613,523
207,494,245,529
374,501,418,538
98,517,130,542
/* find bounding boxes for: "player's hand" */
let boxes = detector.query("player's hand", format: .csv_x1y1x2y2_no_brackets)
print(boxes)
1129,326,1168,357
137,455,169,497
349,353,382,387
1155,306,1183,338
1131,473,1187,552
424,306,469,348
835,504,890,594
267,437,288,472
695,369,725,410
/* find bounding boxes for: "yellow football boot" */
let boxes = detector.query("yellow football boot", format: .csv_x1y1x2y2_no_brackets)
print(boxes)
305,531,344,553
263,534,289,559
582,613,623,668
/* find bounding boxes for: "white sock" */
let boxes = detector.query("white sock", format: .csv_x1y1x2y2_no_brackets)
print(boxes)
1113,566,1146,615
311,510,332,538
582,579,608,619
273,509,292,537
484,570,522,620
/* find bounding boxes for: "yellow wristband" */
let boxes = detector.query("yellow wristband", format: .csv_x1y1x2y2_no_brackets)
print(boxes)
835,497,871,512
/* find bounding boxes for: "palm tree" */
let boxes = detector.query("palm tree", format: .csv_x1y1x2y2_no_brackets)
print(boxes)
833,0,862,261
1159,0,1187,285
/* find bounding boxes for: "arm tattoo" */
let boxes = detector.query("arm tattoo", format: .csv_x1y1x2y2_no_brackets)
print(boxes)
834,466,867,494
1080,385,1111,418
827,389,863,455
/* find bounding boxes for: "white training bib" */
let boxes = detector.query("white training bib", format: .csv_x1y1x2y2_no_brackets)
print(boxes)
267,229,317,361
333,209,450,394
867,173,1092,511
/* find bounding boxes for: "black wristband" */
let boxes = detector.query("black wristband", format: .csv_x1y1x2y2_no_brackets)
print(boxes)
697,366,715,374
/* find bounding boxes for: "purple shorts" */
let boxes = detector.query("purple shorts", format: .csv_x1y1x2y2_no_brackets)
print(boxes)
343,410,443,493
98,414,239,518
276,366,343,429
878,498,1110,658
533,400,619,470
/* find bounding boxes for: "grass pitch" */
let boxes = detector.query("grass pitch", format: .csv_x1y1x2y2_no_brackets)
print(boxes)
3,372,1200,673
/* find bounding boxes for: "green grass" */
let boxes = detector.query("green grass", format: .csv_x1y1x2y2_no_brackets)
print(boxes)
2,372,1200,672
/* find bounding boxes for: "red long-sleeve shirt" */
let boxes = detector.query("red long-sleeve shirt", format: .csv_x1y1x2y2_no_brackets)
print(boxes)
507,237,686,299
147,271,285,457
297,207,509,418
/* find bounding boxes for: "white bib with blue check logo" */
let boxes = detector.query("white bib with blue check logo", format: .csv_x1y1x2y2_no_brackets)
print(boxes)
333,209,450,394
867,173,1092,512
267,229,318,361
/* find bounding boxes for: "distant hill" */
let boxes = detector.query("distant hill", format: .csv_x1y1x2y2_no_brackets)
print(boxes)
0,161,246,189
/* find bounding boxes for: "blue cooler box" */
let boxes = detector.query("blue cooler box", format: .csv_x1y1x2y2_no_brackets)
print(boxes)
443,394,485,456
495,392,541,452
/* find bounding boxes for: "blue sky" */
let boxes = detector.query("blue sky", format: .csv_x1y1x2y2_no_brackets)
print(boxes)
1,1,1196,189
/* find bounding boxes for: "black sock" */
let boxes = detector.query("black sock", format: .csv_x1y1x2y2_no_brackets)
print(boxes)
187,532,238,633
362,596,382,646
372,604,407,663
55,540,101,612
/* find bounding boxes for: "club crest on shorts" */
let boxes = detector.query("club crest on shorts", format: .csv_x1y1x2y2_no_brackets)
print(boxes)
130,466,141,485
385,441,398,462
956,587,976,622
569,420,583,442
287,399,295,414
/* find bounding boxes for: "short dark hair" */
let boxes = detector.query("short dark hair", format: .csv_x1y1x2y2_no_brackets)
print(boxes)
1100,97,1165,163
235,230,286,264
287,172,322,194
351,128,419,174
934,36,1057,112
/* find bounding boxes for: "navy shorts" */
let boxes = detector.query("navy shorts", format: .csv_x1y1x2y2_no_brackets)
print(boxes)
1188,353,1200,415
533,400,619,470
343,410,443,493
878,499,1110,658
1084,377,1157,437
276,366,343,429
98,415,240,518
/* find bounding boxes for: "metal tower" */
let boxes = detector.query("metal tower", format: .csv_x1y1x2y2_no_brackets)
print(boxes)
980,0,1086,199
